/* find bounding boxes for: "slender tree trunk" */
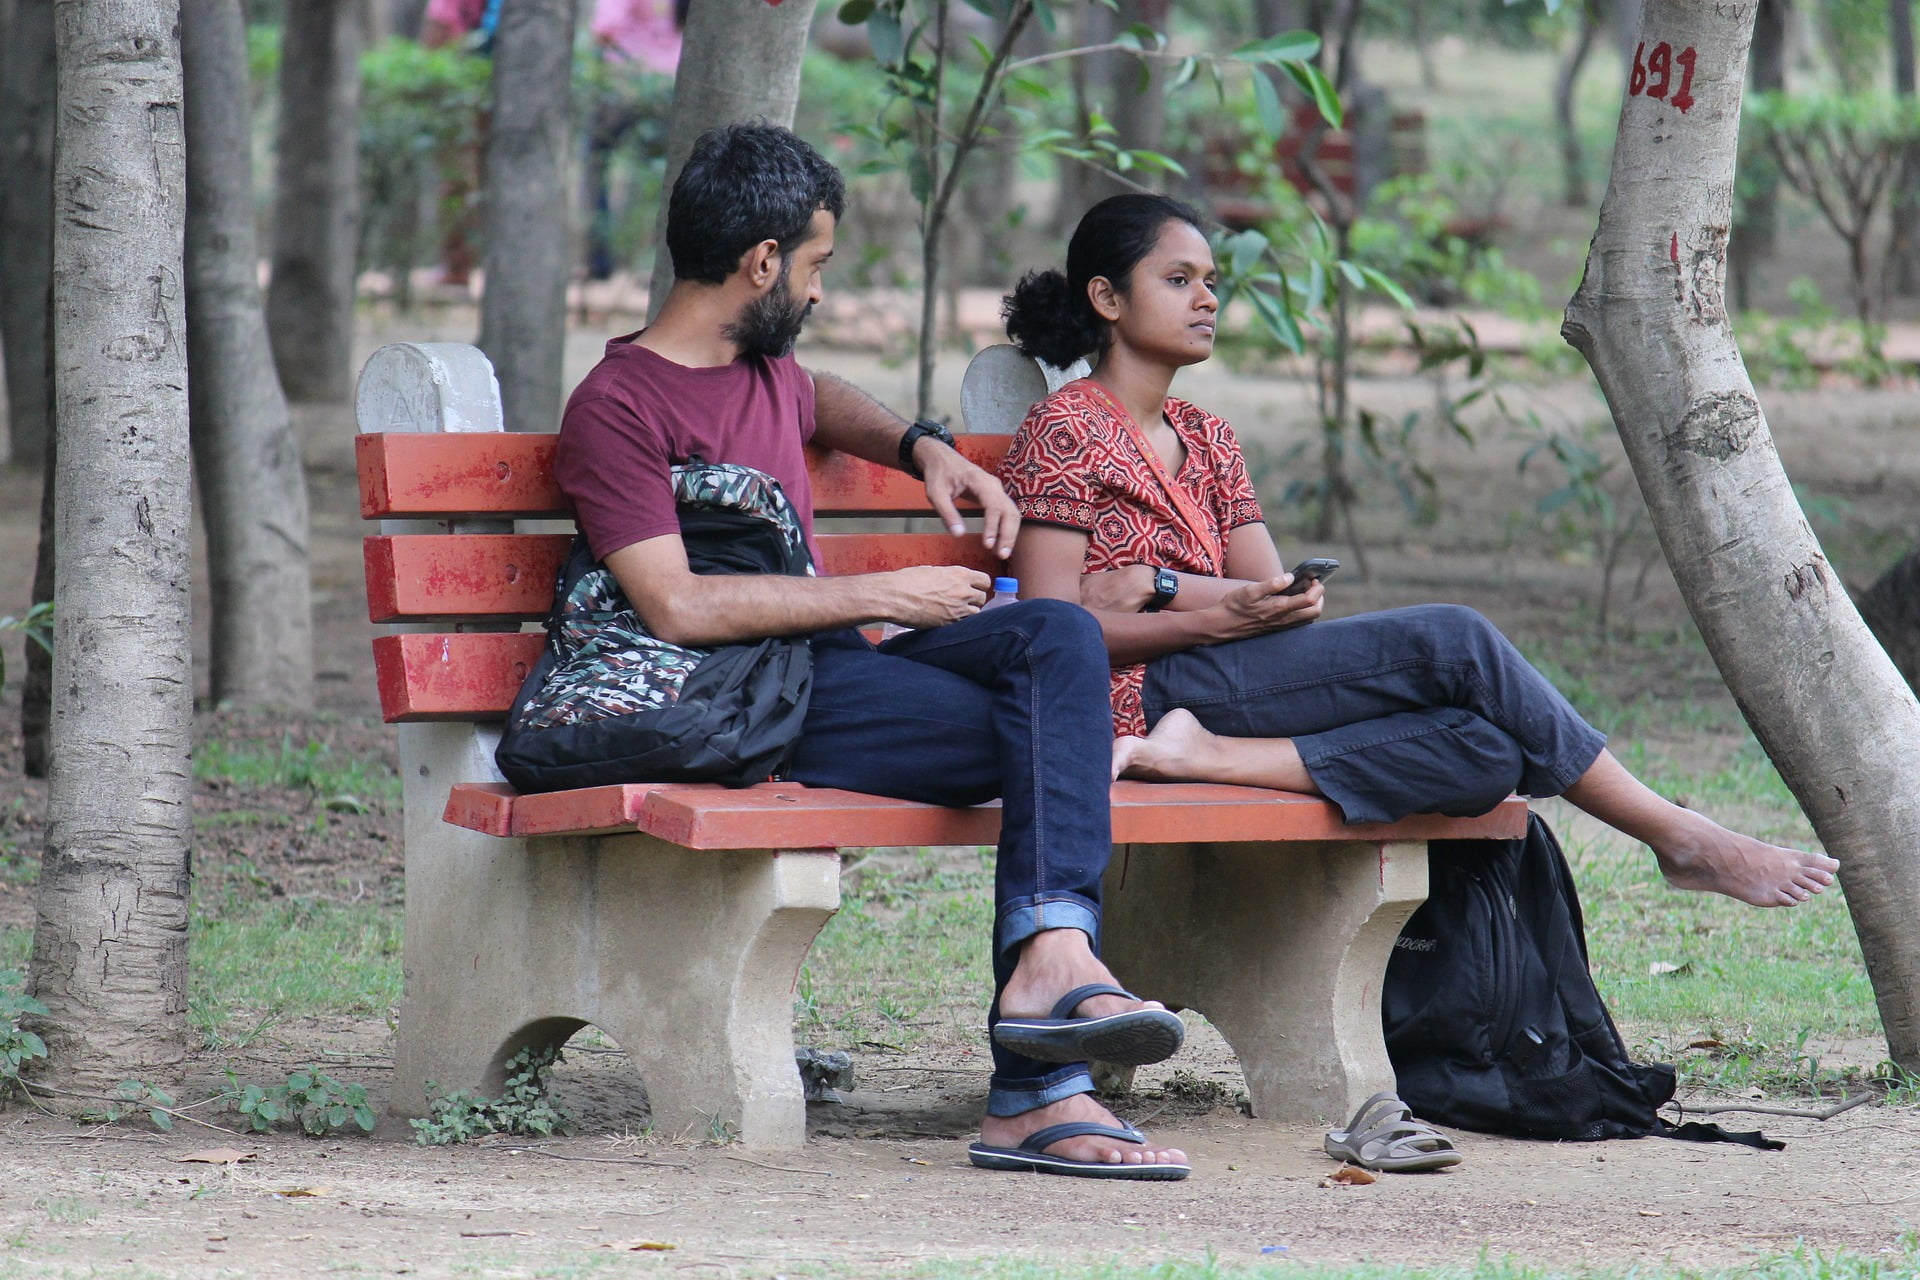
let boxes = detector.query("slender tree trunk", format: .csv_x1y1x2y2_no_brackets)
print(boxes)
1889,0,1919,293
476,0,576,433
28,0,194,1085
1562,0,1920,1073
21,446,54,778
1553,4,1601,208
184,0,315,707
1732,0,1788,309
0,0,56,466
266,0,361,403
645,0,813,319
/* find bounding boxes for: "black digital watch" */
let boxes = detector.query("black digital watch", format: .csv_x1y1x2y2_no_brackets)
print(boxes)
898,418,957,479
1145,566,1180,612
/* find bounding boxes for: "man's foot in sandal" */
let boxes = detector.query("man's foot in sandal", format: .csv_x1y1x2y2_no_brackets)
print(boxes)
1324,1091,1462,1173
972,1092,1189,1180
995,930,1185,1067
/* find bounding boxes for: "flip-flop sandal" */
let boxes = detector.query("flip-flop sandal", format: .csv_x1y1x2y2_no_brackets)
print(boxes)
968,1121,1191,1181
1324,1091,1463,1173
991,983,1186,1066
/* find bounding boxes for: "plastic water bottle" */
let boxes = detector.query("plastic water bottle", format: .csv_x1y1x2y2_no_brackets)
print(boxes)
981,577,1020,610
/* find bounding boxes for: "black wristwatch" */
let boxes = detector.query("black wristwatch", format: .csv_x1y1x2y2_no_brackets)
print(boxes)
899,418,957,479
1145,566,1180,612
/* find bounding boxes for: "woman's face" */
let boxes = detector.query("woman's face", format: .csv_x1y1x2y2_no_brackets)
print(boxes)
1101,219,1218,368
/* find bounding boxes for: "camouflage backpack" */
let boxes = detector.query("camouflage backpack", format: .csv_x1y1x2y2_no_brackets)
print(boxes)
495,461,815,792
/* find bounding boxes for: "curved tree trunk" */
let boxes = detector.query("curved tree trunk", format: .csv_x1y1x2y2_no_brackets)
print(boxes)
28,0,194,1085
644,0,813,319
1562,0,1920,1072
0,0,56,466
1553,3,1600,209
184,0,315,707
266,0,361,403
476,0,577,433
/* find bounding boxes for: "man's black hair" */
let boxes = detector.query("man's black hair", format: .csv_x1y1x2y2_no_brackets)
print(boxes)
666,123,848,285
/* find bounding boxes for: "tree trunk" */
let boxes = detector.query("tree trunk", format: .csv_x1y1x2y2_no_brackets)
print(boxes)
21,442,54,778
1562,0,1920,1073
476,0,576,433
0,0,56,466
1859,548,1920,690
184,0,315,707
1732,0,1787,309
1889,0,1919,294
1553,4,1601,208
28,0,194,1085
266,0,361,403
644,0,813,319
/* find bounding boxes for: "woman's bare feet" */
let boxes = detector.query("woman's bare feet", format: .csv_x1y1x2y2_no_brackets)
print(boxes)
1116,708,1319,792
1118,708,1217,781
977,1091,1188,1169
1650,811,1839,907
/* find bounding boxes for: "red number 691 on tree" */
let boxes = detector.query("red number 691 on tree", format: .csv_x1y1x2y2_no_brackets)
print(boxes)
1629,40,1698,114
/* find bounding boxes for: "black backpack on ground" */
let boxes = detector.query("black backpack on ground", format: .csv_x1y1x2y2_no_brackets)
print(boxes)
1383,812,1681,1141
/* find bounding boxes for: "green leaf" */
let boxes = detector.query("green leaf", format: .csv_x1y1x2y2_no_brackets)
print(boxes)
1251,71,1288,141
868,10,905,66
836,0,874,22
906,150,933,206
1355,264,1415,310
1247,288,1304,353
1229,30,1320,65
1170,56,1199,92
1284,61,1343,128
150,1109,174,1131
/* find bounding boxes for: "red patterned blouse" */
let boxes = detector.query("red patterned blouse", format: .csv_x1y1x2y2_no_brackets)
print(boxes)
999,379,1266,736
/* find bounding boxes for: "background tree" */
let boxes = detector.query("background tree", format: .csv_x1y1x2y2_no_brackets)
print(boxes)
476,0,577,433
1562,0,1920,1073
1888,0,1918,292
28,0,195,1086
266,0,362,403
1730,0,1788,310
1552,1,1603,208
0,0,55,466
184,0,316,708
645,0,815,317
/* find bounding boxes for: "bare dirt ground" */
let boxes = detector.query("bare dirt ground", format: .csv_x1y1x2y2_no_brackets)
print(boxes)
3,311,1920,1278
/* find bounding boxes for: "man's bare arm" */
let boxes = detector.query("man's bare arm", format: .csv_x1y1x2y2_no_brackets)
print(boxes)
809,369,908,465
606,533,989,648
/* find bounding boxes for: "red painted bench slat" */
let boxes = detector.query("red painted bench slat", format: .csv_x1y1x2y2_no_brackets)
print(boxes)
357,431,1010,519
442,779,1529,849
373,632,544,721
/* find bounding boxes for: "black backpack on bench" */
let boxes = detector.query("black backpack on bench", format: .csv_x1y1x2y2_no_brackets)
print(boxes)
1382,811,1678,1141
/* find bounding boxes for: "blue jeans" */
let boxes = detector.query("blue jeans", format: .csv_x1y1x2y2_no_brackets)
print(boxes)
1142,604,1608,824
785,598,1115,1117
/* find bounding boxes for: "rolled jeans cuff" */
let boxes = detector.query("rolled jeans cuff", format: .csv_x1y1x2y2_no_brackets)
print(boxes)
995,894,1101,963
986,1064,1097,1117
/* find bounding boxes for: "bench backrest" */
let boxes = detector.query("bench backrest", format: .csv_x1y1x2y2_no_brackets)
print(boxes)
357,423,1015,724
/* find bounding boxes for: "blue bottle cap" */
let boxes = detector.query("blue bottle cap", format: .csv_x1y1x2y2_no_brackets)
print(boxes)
993,577,1019,594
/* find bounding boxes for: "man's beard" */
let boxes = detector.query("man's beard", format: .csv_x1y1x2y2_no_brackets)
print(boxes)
725,259,813,359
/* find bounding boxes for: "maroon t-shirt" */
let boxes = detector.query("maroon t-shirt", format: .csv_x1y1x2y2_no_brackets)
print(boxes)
555,333,818,560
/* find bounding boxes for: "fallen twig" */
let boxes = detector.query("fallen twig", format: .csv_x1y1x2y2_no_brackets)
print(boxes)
503,1146,691,1170
722,1153,831,1176
1672,1092,1874,1121
21,1082,248,1137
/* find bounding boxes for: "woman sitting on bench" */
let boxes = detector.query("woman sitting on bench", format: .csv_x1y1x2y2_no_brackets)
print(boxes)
997,194,1837,909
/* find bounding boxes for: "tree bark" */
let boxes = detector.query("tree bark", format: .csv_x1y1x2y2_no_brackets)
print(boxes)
28,0,194,1085
1553,3,1601,209
476,0,576,433
1731,0,1788,309
21,442,55,778
266,0,362,403
645,0,813,319
1562,0,1920,1072
184,0,315,707
0,0,56,466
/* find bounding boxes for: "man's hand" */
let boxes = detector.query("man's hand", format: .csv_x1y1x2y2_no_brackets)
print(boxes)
1209,574,1323,641
1080,564,1156,613
917,439,1020,560
877,565,992,629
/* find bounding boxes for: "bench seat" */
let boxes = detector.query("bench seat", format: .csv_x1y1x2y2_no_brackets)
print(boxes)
357,340,1528,1151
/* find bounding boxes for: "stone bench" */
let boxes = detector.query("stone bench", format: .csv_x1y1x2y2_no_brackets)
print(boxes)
355,340,1527,1150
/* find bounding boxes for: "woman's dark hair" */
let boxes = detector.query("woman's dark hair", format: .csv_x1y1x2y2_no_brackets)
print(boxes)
667,123,847,285
1001,193,1205,368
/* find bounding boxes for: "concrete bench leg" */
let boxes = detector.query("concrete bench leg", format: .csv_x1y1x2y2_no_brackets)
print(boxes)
390,725,840,1149
1097,839,1427,1126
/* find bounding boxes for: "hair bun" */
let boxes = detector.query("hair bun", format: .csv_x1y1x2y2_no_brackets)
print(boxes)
1001,269,1101,369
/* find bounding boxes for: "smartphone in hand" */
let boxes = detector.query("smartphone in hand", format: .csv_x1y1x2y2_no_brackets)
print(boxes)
1280,556,1340,596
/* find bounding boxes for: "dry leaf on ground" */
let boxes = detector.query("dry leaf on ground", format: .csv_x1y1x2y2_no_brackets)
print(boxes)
603,1239,676,1251
1324,1166,1378,1186
175,1148,256,1165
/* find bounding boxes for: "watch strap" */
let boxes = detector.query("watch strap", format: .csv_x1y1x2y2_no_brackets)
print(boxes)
899,418,956,479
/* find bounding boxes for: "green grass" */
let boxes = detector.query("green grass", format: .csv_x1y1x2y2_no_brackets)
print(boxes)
194,734,401,807
189,897,402,1040
2,927,27,974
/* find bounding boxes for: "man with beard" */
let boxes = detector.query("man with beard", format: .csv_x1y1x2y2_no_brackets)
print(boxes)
554,123,1191,1179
